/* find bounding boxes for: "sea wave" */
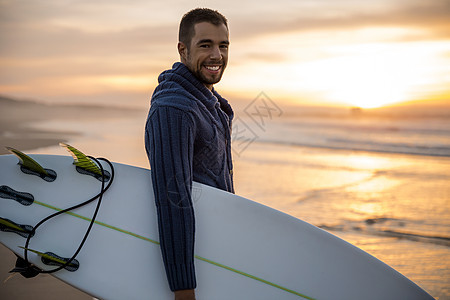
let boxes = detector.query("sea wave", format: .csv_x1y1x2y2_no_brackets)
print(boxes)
256,138,450,157
240,112,450,157
318,218,450,247
234,102,450,157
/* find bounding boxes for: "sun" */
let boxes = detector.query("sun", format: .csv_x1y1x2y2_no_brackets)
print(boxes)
322,51,416,109
330,80,408,109
290,42,438,109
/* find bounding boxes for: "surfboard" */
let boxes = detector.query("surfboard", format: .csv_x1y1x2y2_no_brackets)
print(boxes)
0,146,433,300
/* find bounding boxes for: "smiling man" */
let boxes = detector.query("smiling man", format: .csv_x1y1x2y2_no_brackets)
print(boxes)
178,19,229,90
145,8,234,300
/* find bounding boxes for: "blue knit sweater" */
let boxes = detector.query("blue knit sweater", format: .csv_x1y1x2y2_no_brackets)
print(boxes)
145,62,234,291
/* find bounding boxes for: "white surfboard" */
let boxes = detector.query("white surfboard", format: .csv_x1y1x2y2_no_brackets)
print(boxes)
0,151,433,300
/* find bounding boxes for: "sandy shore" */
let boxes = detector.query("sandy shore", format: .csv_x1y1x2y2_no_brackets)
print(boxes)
0,96,143,299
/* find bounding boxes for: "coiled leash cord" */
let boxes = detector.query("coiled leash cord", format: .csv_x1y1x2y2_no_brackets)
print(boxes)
11,156,115,277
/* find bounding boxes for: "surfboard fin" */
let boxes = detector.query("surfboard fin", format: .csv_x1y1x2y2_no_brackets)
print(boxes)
0,217,34,238
19,247,80,272
6,147,57,182
60,143,110,182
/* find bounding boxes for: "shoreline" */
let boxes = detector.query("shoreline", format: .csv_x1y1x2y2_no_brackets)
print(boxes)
0,96,142,155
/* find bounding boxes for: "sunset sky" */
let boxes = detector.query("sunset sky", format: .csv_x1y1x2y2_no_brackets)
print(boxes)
1,0,449,109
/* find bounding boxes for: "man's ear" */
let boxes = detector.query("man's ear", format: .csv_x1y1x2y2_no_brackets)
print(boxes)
178,42,188,62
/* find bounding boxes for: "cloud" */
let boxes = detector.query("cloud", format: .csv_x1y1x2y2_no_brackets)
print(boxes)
237,52,288,63
0,23,176,58
229,0,450,40
1,0,448,61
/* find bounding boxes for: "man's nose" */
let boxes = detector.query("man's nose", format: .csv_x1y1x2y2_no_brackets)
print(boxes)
210,46,222,60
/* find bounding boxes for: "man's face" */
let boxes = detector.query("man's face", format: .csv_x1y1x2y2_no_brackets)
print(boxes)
179,22,229,90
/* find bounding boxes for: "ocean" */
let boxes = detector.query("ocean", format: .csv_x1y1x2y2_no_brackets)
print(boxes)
16,99,450,299
232,99,450,299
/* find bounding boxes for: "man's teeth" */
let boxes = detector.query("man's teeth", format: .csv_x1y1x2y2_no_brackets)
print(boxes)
205,66,220,71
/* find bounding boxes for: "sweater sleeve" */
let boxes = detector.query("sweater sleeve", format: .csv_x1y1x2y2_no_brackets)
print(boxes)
145,105,197,291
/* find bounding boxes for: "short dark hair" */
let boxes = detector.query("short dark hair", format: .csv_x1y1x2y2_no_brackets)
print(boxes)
179,8,228,48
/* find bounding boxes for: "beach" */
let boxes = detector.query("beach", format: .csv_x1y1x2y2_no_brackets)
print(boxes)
0,96,449,299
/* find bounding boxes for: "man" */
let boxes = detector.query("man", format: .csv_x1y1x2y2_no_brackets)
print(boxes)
145,8,233,300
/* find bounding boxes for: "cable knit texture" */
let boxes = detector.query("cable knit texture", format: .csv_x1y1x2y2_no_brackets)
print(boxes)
145,62,234,291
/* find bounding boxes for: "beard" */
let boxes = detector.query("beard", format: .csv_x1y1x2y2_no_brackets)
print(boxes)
185,52,226,87
193,66,224,85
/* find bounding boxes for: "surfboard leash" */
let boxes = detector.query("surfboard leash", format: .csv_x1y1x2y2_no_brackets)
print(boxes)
10,156,115,278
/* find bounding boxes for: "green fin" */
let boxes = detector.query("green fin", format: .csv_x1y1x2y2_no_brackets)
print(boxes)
6,147,49,177
0,217,34,238
0,218,26,232
19,247,79,271
6,147,56,181
60,143,102,176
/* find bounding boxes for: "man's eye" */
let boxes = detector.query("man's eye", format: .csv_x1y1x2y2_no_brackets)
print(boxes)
200,44,210,48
